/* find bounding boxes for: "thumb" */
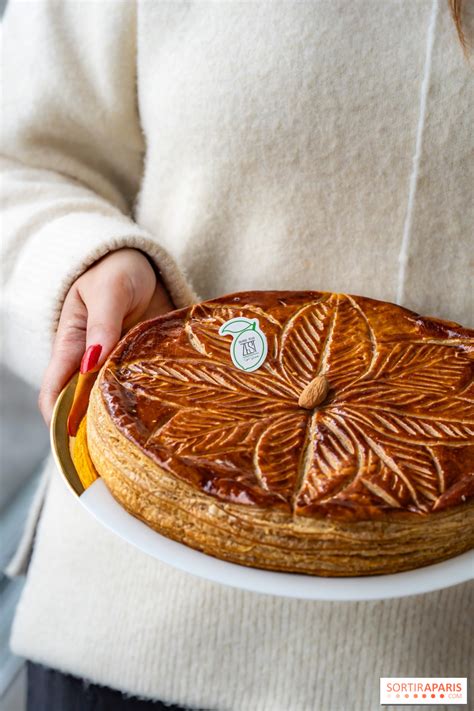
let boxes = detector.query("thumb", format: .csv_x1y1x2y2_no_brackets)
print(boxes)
83,281,131,371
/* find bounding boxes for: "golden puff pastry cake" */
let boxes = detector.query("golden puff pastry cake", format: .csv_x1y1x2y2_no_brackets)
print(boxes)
75,291,474,576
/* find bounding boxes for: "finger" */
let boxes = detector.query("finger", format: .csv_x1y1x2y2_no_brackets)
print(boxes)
129,280,174,325
38,287,87,425
82,275,133,368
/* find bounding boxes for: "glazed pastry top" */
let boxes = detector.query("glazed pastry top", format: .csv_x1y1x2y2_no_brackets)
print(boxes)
99,291,474,521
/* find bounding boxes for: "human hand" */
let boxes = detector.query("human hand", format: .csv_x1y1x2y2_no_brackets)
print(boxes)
38,248,173,426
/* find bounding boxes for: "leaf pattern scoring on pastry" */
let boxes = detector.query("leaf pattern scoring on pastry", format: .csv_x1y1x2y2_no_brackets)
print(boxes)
101,292,474,519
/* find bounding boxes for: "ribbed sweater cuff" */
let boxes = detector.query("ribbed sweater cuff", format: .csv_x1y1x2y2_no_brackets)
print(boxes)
2,211,197,389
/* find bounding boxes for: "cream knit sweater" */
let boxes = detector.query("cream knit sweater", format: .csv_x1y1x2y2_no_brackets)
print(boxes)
1,1,473,710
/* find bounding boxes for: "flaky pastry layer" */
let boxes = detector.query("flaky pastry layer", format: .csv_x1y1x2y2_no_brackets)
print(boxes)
86,380,474,577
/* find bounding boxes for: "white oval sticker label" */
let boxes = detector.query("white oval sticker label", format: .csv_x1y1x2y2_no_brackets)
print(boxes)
218,317,268,372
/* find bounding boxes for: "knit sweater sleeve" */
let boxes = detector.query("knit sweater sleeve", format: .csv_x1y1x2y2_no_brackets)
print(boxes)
0,0,195,390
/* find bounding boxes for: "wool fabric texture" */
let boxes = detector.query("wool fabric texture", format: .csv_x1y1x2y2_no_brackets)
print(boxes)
1,1,473,710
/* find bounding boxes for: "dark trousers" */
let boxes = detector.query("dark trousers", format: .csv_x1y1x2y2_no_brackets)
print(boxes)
27,662,202,711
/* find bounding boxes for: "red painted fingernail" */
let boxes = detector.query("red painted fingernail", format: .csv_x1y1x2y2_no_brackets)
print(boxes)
80,344,102,374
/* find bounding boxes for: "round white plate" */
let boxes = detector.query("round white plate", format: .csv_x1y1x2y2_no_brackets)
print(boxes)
79,478,473,602
52,375,473,602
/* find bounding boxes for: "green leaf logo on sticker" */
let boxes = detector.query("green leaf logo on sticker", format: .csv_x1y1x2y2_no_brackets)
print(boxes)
218,317,268,372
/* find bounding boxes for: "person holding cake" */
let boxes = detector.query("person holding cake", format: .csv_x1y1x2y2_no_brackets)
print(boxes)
1,1,472,710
